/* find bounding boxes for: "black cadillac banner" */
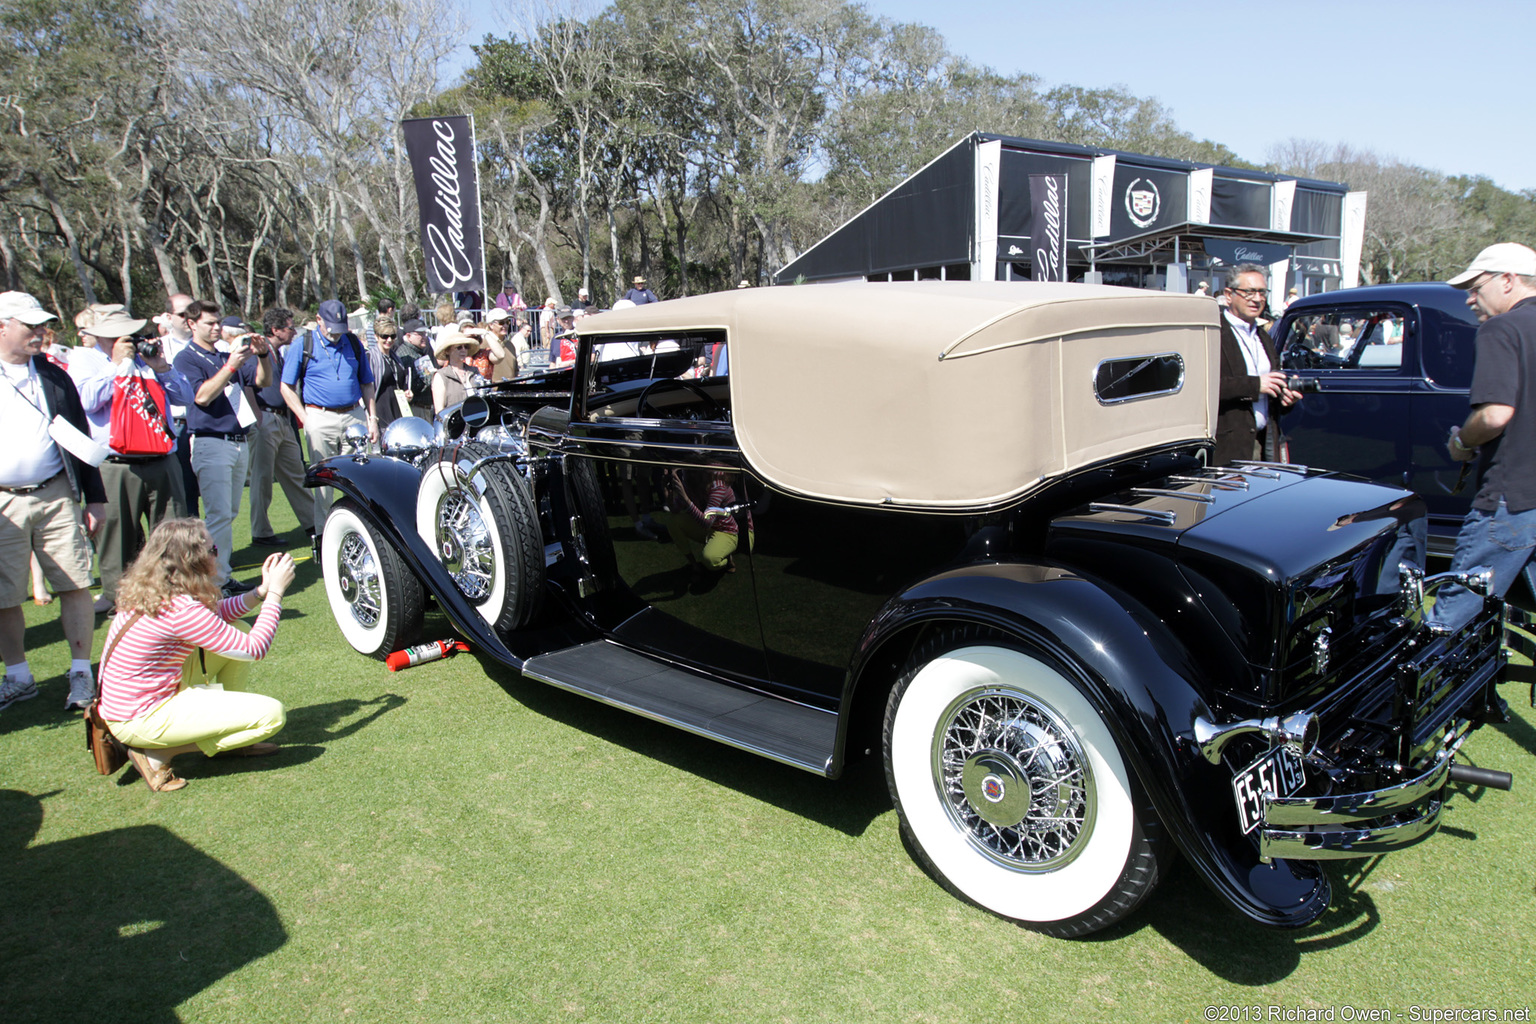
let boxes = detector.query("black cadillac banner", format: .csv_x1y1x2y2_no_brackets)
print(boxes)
401,115,486,295
1029,173,1068,282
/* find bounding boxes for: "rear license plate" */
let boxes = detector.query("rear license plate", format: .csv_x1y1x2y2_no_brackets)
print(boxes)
1233,745,1306,835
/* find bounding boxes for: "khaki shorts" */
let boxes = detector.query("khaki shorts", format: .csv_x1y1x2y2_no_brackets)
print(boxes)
0,472,95,607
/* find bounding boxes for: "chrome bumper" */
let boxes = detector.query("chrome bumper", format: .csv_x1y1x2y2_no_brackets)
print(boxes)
1258,756,1449,861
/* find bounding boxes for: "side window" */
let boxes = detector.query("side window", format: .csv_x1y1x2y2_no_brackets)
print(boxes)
1281,310,1405,370
1421,311,1476,389
584,331,730,422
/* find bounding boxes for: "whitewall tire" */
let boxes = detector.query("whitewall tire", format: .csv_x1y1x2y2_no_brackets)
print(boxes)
884,629,1163,937
322,500,424,659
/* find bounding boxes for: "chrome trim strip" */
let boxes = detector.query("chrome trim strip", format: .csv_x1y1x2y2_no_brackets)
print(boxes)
1259,799,1443,860
1165,473,1249,490
1129,487,1215,504
1231,459,1310,474
1263,756,1449,827
1085,502,1178,524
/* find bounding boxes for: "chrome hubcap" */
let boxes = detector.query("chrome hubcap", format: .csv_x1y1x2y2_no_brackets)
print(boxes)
933,688,1095,872
436,488,495,600
336,531,383,628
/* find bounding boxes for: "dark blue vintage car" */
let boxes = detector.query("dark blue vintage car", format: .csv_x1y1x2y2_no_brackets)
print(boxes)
1277,283,1480,555
308,282,1510,937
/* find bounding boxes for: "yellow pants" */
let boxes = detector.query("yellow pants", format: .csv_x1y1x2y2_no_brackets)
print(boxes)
106,648,285,756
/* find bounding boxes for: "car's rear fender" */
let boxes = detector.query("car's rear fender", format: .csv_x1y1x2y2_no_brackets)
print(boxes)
844,561,1332,928
308,454,522,667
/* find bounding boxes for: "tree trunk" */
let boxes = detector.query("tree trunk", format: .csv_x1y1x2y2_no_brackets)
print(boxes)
0,223,20,291
39,180,98,305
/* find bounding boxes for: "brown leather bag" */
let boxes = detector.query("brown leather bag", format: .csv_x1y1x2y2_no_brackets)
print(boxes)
84,612,144,775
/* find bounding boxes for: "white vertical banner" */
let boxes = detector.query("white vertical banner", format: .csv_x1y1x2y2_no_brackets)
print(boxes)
1188,167,1213,225
1271,180,1297,232
974,139,1001,281
1091,155,1116,238
1269,258,1290,312
1341,191,1369,288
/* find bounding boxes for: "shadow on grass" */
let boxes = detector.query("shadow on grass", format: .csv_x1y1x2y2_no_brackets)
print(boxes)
281,693,407,744
484,663,891,838
1104,858,1381,980
0,789,286,1024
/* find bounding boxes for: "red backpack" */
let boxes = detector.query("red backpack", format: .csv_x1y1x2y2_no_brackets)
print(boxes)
109,364,175,456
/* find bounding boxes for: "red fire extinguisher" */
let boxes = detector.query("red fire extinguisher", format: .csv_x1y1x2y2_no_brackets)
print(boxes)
385,639,470,672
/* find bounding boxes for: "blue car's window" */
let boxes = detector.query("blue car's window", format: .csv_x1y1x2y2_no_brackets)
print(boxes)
1282,310,1405,371
1421,311,1476,389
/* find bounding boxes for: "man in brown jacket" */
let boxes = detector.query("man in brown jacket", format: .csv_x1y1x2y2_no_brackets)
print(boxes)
1214,264,1301,465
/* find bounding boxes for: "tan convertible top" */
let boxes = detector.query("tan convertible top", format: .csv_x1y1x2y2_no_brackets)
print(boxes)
578,281,1220,508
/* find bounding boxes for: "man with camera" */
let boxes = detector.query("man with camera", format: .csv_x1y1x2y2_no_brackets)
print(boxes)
173,299,273,595
247,308,310,547
1214,264,1302,465
70,309,192,615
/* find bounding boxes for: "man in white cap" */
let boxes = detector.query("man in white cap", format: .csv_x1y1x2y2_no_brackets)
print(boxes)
72,309,192,613
1432,242,1536,631
0,291,108,712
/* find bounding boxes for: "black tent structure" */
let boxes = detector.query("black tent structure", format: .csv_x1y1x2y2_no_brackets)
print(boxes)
776,131,1366,302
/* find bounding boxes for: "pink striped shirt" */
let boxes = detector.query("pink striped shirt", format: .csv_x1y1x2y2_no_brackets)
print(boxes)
98,592,283,722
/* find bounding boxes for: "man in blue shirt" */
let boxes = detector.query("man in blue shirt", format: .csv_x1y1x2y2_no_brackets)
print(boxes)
623,275,658,305
278,298,378,533
173,299,274,594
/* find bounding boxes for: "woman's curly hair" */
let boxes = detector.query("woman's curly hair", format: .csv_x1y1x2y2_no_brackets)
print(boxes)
115,518,222,616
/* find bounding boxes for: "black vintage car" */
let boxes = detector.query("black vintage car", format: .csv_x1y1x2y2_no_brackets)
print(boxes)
310,282,1510,937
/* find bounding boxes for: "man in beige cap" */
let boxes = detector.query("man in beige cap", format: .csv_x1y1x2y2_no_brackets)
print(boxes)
0,291,107,712
1432,242,1536,631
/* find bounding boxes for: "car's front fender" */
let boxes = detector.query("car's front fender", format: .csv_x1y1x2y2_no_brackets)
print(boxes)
307,454,521,668
846,561,1331,928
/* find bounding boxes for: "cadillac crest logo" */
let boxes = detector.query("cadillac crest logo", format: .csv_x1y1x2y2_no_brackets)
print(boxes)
1124,178,1161,229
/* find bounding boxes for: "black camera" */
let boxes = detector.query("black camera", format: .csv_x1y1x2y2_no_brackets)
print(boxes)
135,336,162,358
1285,375,1322,394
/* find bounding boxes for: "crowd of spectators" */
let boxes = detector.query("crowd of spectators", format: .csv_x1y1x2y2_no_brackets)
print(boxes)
0,275,622,789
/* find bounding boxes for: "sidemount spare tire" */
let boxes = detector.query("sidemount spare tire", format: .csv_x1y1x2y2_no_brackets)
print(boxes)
416,441,545,633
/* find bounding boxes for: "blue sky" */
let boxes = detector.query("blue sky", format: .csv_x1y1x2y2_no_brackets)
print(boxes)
455,0,1535,194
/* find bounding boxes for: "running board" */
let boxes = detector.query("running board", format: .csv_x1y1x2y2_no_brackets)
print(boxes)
520,641,838,775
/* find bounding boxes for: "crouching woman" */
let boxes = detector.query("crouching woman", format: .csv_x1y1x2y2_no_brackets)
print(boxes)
98,518,295,792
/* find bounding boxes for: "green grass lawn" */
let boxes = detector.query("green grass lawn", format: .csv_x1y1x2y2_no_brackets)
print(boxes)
2,498,1534,1023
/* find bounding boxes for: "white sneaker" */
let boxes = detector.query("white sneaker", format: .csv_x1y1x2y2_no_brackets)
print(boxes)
64,670,96,711
0,674,39,712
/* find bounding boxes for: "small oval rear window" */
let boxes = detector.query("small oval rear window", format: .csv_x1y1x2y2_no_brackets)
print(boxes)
1094,353,1185,404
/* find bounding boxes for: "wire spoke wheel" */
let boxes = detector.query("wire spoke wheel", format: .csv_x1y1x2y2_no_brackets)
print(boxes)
436,487,496,601
322,500,424,659
935,688,1095,873
336,530,384,628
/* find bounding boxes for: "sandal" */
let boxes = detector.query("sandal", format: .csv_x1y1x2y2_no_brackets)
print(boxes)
125,747,187,792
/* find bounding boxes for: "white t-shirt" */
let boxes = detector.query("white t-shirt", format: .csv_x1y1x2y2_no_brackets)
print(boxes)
1224,310,1272,431
0,359,65,487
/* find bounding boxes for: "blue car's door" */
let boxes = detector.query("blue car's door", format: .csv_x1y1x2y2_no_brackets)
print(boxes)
1279,303,1417,490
